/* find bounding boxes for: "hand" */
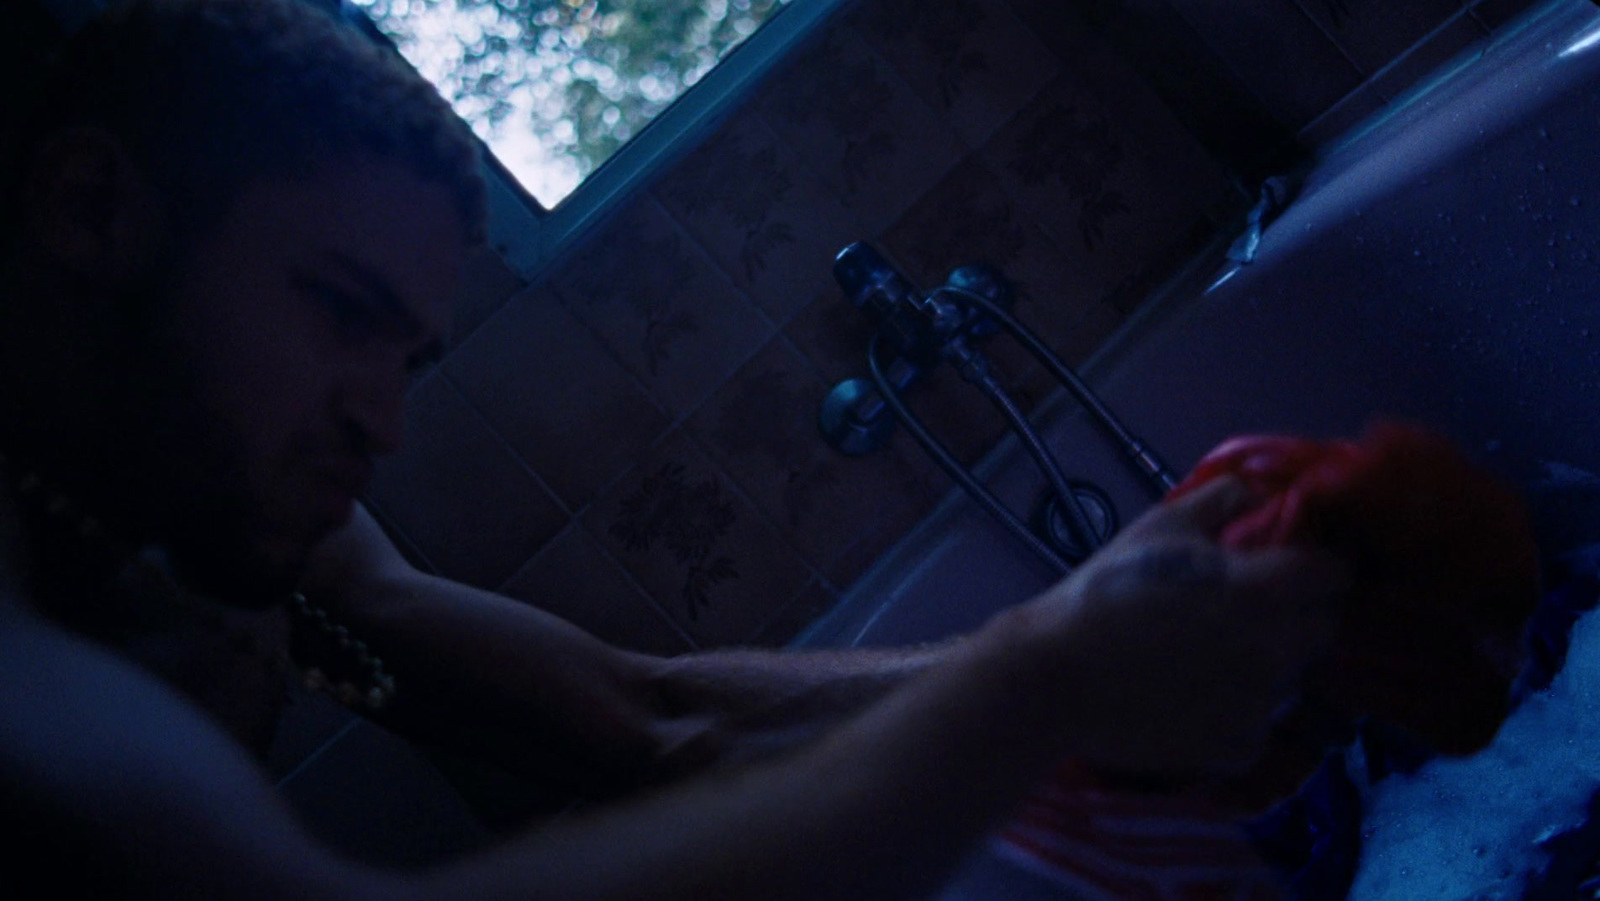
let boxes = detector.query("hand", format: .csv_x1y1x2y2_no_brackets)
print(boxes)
1028,476,1347,778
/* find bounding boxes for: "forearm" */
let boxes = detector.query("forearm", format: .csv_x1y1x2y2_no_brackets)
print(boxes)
637,640,961,769
319,570,672,792
415,603,1079,901
314,520,963,784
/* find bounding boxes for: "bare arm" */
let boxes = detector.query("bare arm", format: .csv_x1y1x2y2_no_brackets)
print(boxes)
0,476,1343,901
0,605,389,901
302,507,961,789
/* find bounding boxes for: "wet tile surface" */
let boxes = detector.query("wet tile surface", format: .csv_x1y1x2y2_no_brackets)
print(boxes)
853,0,1059,149
551,198,775,417
500,522,695,656
584,430,814,648
445,289,671,511
366,373,567,590
758,25,966,234
654,114,864,325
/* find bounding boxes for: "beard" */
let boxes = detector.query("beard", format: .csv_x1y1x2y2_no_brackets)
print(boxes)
76,250,306,610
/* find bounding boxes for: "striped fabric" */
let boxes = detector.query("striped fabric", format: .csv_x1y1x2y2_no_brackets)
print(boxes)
996,761,1286,901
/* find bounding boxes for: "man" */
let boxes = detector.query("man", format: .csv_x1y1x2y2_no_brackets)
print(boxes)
0,0,1344,897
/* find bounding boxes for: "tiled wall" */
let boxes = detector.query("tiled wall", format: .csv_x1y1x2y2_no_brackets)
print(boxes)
365,0,1534,655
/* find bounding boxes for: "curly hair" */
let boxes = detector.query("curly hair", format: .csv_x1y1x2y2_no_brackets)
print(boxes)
16,0,487,245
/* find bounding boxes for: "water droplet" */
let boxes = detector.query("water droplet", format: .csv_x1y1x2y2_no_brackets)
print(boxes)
1572,196,1583,207
1541,127,1551,139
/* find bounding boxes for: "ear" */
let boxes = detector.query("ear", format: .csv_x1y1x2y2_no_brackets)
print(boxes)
27,128,168,282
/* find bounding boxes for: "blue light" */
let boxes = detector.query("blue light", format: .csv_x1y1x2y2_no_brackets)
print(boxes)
1559,19,1600,58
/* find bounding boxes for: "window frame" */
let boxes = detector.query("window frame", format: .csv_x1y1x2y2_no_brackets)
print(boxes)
341,0,858,280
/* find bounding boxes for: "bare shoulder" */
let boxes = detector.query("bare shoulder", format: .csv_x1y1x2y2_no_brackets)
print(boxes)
302,503,416,604
0,607,399,901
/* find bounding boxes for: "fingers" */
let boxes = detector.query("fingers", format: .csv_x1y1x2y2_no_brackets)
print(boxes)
1140,474,1259,540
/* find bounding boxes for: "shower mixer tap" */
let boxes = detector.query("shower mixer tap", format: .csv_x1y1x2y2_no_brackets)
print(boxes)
819,241,1177,571
829,242,998,369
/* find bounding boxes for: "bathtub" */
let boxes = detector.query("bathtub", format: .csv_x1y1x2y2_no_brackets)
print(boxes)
797,0,1600,896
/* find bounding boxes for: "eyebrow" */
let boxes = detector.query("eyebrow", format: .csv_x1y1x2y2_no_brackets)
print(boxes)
322,251,448,365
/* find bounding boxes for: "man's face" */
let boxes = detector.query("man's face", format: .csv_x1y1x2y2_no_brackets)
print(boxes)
140,159,461,601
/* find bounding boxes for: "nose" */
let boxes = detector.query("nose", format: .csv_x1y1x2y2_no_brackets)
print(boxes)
340,353,408,457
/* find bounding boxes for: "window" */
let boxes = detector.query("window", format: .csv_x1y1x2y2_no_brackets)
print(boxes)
353,0,793,208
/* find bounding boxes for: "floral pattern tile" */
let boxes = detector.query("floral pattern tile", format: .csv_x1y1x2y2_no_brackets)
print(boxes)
757,25,966,234
853,0,1059,149
686,335,938,572
500,522,695,656
654,114,865,325
882,156,1122,363
585,430,814,648
982,76,1204,293
366,373,568,590
444,289,672,512
550,198,775,416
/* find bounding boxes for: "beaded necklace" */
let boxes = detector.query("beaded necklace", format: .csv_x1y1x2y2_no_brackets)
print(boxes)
3,451,396,713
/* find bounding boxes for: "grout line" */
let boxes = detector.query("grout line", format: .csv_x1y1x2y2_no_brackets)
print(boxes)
438,370,574,523
1298,0,1489,143
498,518,703,655
578,519,704,654
1288,0,1369,74
542,278,677,429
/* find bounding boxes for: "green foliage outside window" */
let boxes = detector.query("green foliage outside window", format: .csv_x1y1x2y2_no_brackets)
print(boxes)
359,0,790,202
